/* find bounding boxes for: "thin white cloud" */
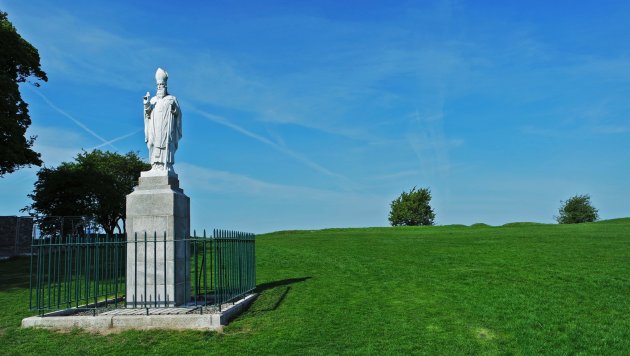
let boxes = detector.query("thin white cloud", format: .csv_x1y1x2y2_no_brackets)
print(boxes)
370,170,421,181
179,163,341,201
521,123,629,137
11,4,473,143
591,125,628,134
28,125,86,166
563,56,630,83
179,163,390,233
406,108,455,179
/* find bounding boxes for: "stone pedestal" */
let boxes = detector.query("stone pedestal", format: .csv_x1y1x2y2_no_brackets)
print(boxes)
126,173,190,306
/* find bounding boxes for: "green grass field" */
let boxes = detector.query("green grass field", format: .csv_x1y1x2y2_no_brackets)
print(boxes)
1,219,629,354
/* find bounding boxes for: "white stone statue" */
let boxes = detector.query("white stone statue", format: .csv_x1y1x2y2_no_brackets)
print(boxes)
143,68,182,176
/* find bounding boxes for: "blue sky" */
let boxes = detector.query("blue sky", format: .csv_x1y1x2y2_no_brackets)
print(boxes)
1,0,629,233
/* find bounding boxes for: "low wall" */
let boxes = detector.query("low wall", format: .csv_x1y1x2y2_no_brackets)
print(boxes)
0,216,33,257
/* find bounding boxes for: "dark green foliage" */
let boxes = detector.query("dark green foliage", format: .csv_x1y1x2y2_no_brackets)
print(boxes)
471,223,491,228
556,194,599,224
24,150,150,235
0,11,47,176
389,186,435,226
502,222,546,227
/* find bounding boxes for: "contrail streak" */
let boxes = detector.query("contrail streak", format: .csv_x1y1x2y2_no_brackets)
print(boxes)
90,129,142,150
187,105,348,181
30,89,119,151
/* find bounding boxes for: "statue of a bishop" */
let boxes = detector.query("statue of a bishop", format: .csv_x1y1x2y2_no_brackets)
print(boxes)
143,68,182,175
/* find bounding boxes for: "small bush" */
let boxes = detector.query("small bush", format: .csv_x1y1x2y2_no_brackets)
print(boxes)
471,223,491,228
555,194,599,224
388,186,435,226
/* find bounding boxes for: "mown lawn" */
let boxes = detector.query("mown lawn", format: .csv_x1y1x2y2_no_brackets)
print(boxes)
1,219,629,354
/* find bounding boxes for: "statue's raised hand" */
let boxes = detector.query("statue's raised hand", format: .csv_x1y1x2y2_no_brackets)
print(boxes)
143,92,150,105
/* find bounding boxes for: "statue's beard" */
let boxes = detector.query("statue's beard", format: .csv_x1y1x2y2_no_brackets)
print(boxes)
157,88,166,98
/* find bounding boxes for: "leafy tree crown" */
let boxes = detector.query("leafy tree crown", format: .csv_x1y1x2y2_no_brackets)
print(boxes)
0,11,47,176
555,194,599,224
24,150,150,235
389,186,435,226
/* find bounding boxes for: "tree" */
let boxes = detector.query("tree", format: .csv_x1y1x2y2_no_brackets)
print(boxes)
24,150,150,235
0,11,47,176
389,186,435,226
555,194,599,224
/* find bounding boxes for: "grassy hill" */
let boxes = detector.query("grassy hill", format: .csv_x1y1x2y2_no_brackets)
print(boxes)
1,219,629,354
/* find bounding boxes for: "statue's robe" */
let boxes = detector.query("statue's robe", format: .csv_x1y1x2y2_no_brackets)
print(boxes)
144,94,182,171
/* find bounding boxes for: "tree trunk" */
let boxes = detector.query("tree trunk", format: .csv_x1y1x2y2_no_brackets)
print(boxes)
103,218,116,236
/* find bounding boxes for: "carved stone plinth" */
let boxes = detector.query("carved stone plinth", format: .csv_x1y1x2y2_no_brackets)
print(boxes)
125,173,190,306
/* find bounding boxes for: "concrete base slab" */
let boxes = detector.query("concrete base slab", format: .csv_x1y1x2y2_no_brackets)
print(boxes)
22,293,256,333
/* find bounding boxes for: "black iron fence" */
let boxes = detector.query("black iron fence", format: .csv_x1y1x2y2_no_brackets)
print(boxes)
29,229,255,315
29,234,126,314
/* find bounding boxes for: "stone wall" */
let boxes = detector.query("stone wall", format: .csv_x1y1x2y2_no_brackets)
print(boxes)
0,216,34,257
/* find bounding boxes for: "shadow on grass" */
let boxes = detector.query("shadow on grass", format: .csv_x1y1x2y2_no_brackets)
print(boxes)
255,277,312,293
248,277,312,313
